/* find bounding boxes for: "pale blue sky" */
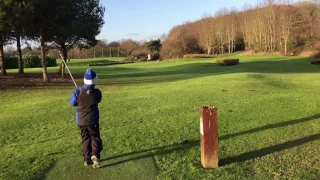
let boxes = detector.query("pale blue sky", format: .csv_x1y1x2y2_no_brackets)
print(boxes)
98,0,260,42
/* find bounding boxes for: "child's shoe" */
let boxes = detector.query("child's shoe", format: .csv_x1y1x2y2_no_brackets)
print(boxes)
91,155,100,168
84,160,93,167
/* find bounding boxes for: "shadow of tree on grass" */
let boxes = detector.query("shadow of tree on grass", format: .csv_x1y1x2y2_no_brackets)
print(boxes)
100,113,320,167
92,57,320,86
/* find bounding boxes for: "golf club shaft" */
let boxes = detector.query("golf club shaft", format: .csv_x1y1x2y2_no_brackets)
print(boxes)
60,53,78,88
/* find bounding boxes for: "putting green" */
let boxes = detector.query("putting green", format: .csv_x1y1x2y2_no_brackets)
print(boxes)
44,152,157,180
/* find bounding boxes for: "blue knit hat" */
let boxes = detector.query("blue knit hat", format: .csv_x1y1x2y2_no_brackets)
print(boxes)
84,68,97,85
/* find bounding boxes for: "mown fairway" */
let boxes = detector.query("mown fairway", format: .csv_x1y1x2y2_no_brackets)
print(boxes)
0,55,319,180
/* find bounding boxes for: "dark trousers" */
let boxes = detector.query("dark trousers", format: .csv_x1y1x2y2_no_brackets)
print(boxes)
78,123,103,161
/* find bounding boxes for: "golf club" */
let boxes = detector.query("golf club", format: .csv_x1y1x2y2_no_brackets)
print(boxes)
59,52,78,88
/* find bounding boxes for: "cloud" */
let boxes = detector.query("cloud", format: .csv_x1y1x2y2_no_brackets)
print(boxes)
126,33,140,36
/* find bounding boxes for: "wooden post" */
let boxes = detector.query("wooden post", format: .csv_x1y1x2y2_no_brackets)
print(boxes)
102,47,104,57
200,106,218,168
147,54,151,61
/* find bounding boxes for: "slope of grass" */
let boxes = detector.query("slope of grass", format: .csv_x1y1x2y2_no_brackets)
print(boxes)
1,55,320,179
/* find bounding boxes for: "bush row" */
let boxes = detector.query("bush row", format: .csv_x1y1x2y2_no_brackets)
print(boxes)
88,61,134,66
216,59,239,66
4,55,57,69
183,54,212,58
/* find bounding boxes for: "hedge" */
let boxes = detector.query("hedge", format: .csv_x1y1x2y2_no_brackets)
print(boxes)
45,56,57,67
4,55,57,69
216,59,240,66
89,61,134,66
4,56,18,69
183,54,211,58
23,55,41,68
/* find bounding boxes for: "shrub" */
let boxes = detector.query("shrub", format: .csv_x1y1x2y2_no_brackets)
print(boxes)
216,59,239,66
3,55,57,69
89,61,134,66
134,52,147,59
137,56,147,62
23,55,57,68
183,54,211,58
23,55,41,68
4,56,18,69
311,61,320,65
46,56,57,67
124,56,135,62
151,53,160,60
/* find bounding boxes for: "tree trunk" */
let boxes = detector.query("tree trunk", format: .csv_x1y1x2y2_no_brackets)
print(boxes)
16,36,24,74
284,39,288,56
59,46,68,78
94,48,96,58
207,47,211,55
0,40,6,75
101,47,103,57
40,32,49,82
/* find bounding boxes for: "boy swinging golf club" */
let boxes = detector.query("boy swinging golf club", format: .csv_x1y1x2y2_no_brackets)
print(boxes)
70,68,103,168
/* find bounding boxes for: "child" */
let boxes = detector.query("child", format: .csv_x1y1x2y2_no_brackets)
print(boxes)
70,68,102,168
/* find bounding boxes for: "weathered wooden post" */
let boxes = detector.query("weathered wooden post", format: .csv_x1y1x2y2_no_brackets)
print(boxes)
200,106,219,168
147,54,151,61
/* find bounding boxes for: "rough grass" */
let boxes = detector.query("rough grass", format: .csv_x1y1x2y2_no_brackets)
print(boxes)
1,55,320,180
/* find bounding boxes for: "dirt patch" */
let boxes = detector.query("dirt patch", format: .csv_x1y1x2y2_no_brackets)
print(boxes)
0,73,83,89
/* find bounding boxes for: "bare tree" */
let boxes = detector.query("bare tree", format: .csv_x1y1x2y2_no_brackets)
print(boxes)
159,0,320,58
215,8,228,54
119,39,139,57
197,17,216,55
277,0,301,55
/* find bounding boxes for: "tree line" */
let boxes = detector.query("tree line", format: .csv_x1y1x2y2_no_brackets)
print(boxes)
160,0,320,59
0,0,105,81
4,38,162,61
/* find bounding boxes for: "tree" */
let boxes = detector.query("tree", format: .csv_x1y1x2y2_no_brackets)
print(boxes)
50,0,105,77
239,3,253,51
3,0,33,74
119,39,139,57
197,17,216,55
215,9,227,54
0,1,14,75
147,39,162,53
108,41,120,47
158,0,320,58
278,1,302,55
0,36,12,76
99,39,108,57
30,0,64,82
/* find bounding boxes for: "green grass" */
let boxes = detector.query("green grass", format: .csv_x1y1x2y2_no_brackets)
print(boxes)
1,55,320,180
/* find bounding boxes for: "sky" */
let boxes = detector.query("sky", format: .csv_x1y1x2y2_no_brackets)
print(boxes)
98,0,261,42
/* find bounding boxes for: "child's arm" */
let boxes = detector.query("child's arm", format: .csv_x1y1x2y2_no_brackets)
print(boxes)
70,88,80,106
96,89,102,103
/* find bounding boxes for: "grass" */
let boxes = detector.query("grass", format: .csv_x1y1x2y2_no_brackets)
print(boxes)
1,55,320,180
